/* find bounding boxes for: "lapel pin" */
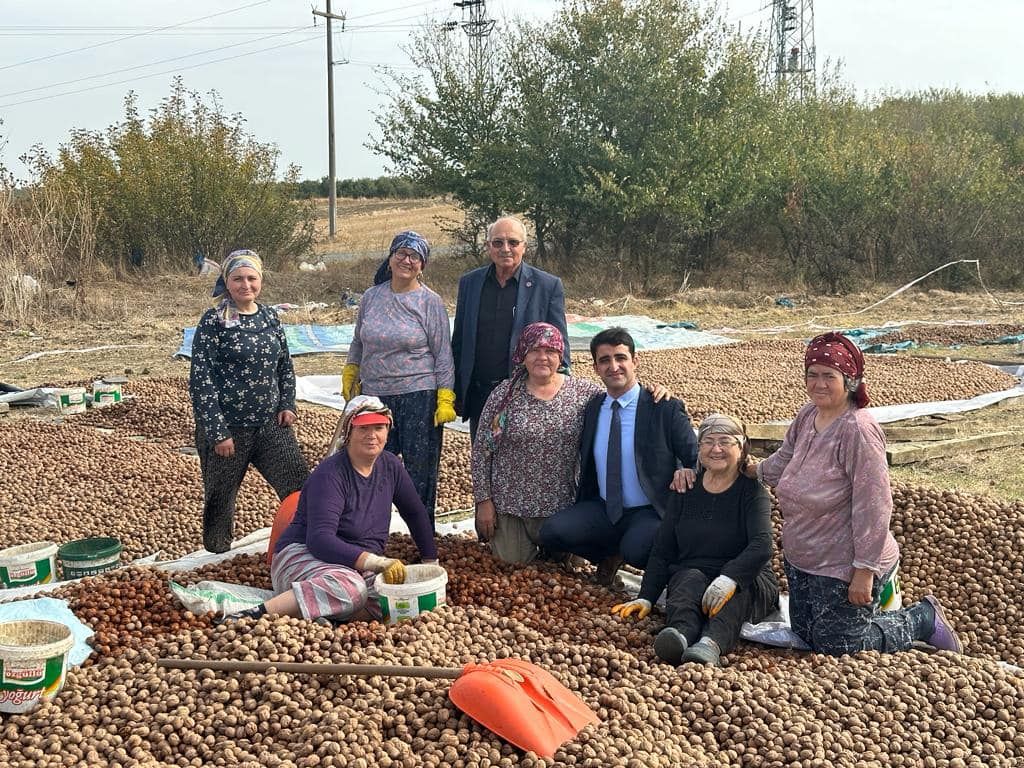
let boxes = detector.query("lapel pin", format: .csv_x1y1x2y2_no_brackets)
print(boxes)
526,281,533,288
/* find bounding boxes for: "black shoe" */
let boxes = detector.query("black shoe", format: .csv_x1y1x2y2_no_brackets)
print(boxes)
653,627,688,664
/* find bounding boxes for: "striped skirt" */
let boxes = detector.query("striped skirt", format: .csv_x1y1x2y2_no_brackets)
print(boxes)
271,542,383,621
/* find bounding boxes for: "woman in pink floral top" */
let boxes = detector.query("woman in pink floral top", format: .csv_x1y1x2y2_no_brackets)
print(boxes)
472,323,602,564
748,332,963,656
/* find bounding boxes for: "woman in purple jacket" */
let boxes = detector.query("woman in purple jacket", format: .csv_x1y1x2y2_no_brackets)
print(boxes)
221,396,437,624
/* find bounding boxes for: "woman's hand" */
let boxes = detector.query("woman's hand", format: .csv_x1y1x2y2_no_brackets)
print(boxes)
475,500,496,542
742,457,760,480
644,382,673,402
214,438,235,457
670,468,696,493
848,568,874,606
611,598,652,620
278,410,297,427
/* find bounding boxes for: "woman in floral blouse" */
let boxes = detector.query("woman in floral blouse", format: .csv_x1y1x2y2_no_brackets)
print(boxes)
189,249,309,553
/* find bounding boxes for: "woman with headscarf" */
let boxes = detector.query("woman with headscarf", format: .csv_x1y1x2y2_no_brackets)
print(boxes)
611,414,779,667
189,249,309,554
471,322,603,564
221,396,438,624
342,231,455,526
746,331,962,656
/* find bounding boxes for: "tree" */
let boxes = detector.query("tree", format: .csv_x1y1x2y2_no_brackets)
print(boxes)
29,78,314,272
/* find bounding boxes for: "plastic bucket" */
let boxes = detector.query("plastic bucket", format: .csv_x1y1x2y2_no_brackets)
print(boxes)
58,537,123,580
376,564,448,624
880,564,903,611
91,381,122,408
0,542,58,589
0,620,75,713
55,387,86,415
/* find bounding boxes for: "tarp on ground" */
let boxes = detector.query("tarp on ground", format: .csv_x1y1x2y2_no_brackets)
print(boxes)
176,315,738,358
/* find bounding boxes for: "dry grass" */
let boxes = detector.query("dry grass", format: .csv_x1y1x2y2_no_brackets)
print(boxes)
309,197,463,254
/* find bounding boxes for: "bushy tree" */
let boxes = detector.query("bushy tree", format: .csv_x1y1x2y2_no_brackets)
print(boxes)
29,78,314,272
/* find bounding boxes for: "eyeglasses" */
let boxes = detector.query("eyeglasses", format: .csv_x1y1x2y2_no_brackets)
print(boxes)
391,251,421,264
698,437,741,449
488,238,523,249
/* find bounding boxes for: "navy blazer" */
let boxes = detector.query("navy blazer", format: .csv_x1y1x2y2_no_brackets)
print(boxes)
450,261,569,405
577,388,698,519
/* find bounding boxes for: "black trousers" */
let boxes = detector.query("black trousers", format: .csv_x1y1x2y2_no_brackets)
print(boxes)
196,420,308,553
664,565,779,654
377,389,442,526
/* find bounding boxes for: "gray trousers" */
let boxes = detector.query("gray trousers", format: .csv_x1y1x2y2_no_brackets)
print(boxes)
196,421,308,554
785,560,918,655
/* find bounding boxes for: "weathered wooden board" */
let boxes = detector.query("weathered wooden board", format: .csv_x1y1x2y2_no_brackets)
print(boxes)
886,432,1023,466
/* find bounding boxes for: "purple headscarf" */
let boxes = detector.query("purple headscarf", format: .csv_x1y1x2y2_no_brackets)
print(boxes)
480,322,566,456
373,230,431,286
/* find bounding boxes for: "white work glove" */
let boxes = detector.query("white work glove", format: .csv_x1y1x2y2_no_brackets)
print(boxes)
610,598,652,620
701,575,738,617
361,553,406,585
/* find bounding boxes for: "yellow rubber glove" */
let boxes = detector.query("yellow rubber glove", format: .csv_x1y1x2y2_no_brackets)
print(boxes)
610,598,652,620
342,363,361,401
362,553,406,584
382,560,406,585
434,388,457,426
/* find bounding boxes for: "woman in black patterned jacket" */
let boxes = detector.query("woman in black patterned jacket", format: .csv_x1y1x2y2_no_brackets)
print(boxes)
189,249,309,553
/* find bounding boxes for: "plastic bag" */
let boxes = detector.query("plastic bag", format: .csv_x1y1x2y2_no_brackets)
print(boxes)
169,580,274,617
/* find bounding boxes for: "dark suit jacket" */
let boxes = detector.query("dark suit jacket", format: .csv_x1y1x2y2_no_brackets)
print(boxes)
450,261,569,405
577,388,698,519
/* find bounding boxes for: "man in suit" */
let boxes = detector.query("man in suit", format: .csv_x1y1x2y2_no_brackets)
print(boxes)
539,327,698,586
451,216,569,439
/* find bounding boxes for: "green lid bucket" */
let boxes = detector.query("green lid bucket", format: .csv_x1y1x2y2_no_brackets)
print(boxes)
57,537,122,580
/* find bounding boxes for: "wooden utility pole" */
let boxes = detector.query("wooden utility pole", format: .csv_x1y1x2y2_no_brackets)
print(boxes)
313,2,346,238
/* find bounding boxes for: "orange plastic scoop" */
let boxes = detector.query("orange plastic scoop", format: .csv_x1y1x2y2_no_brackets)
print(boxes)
157,657,596,758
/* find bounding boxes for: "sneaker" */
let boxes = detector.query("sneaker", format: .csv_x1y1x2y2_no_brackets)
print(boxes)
681,637,721,667
653,627,688,664
922,595,963,653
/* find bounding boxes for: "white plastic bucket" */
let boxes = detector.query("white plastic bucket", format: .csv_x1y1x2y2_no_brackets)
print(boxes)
0,620,75,713
0,542,58,589
55,387,86,415
376,564,448,624
91,381,122,408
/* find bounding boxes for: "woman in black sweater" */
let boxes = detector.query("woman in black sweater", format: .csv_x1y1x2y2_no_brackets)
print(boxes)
612,413,779,666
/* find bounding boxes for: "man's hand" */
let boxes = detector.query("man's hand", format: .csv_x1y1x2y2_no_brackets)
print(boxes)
670,468,696,493
214,437,235,457
848,568,874,606
701,575,738,617
475,499,496,542
742,458,760,480
277,410,297,427
610,598,652,620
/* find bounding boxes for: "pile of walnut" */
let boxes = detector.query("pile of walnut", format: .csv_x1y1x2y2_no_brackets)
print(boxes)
8,533,1024,768
872,323,1024,347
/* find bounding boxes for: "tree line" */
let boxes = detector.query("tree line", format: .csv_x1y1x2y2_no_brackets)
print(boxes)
372,0,1024,292
291,176,434,200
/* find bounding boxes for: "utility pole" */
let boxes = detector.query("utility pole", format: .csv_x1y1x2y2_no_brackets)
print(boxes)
453,0,494,94
767,0,816,100
313,2,346,239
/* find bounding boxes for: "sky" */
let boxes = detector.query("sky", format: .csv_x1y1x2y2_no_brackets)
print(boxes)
1,0,1022,182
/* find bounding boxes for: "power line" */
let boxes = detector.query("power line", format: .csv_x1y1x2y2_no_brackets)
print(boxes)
0,0,272,73
0,34,321,109
0,26,314,100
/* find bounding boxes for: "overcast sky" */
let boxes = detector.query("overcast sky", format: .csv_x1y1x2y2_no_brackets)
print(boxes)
1,0,1022,182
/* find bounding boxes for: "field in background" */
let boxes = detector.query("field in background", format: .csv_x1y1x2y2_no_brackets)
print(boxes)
309,197,462,255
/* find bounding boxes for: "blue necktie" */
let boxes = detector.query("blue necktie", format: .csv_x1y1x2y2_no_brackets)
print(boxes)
606,400,623,523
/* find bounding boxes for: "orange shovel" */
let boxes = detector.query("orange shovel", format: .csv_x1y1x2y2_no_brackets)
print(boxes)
157,657,598,758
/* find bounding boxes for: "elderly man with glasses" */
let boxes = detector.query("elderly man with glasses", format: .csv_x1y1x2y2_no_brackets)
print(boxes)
451,216,569,439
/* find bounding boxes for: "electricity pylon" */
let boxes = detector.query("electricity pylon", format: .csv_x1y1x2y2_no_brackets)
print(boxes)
767,0,816,100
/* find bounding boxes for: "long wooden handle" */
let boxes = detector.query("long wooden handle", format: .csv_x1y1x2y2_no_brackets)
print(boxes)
157,658,464,680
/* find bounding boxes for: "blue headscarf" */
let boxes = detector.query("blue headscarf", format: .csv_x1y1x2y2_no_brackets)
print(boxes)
372,231,430,286
211,249,263,327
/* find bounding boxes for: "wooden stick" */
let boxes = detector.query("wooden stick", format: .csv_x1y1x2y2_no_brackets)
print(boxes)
157,658,463,680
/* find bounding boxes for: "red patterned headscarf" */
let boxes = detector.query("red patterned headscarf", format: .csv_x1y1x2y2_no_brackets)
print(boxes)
512,322,565,367
804,331,870,408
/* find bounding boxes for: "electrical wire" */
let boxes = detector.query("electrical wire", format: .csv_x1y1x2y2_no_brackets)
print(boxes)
0,0,272,73
0,33,321,109
0,26,314,99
